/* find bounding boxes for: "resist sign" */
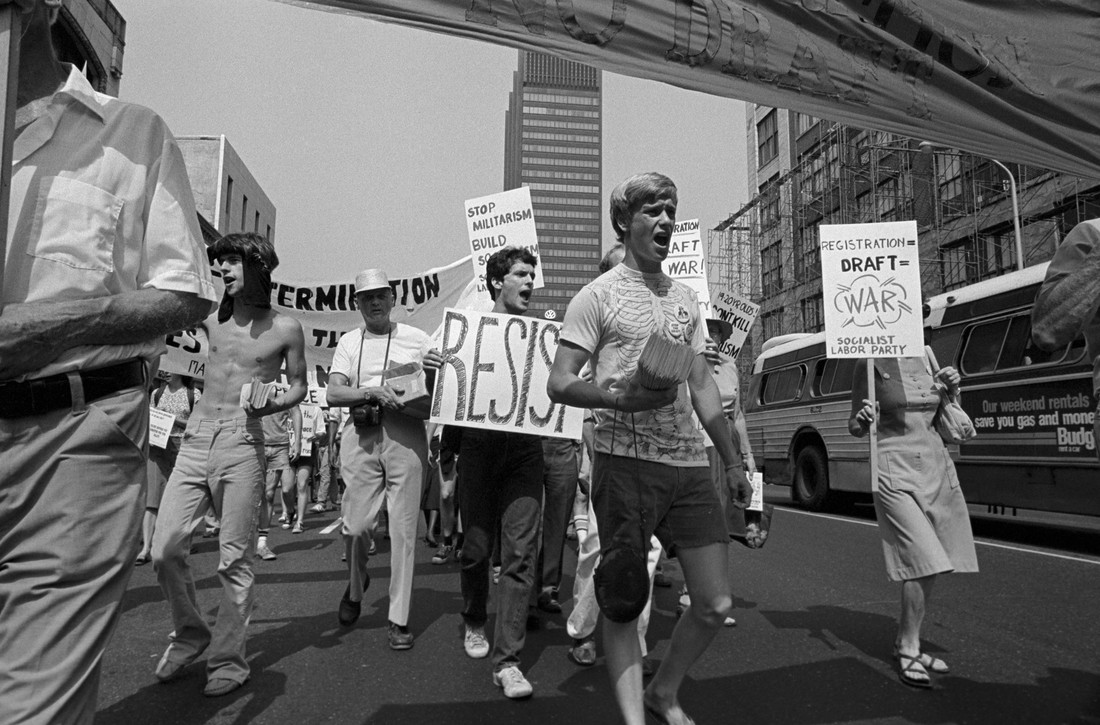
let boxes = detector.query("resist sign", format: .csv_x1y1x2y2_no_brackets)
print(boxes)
429,308,583,439
820,221,923,359
465,188,543,294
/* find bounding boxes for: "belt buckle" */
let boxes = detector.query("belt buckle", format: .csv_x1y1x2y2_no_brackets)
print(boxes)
28,377,50,415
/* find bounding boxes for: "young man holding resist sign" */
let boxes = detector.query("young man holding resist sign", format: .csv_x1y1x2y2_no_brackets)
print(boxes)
548,173,750,725
454,247,544,700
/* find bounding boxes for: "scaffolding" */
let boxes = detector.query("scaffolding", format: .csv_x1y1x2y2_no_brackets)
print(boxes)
709,122,1100,365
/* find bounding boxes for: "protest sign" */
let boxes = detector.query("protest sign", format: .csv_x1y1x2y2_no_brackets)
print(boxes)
708,290,759,359
160,326,209,379
662,219,709,314
820,221,923,360
149,407,175,449
429,307,583,439
465,188,542,295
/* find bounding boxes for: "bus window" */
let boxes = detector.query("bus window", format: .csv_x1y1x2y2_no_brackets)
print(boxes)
762,366,805,404
814,358,855,396
929,325,964,369
989,313,1086,370
961,319,1008,375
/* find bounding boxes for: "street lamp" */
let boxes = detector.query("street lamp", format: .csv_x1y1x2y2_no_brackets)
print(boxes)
918,141,1024,271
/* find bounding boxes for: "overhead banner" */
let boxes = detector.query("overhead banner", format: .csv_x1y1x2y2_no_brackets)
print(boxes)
663,219,709,316
820,220,923,359
708,289,759,359
465,187,543,295
276,0,1100,178
429,307,584,439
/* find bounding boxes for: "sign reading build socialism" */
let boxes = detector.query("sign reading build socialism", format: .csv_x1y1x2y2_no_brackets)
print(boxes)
429,308,583,439
820,221,923,359
465,187,543,295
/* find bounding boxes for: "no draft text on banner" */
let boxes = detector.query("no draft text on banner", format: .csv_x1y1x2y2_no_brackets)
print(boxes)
820,221,923,360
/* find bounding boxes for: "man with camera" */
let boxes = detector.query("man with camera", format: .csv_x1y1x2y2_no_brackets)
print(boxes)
325,269,442,650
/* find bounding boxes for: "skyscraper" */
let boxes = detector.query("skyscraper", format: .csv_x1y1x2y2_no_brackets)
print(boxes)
503,51,602,319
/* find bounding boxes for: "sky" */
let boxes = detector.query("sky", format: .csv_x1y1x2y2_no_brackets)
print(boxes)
111,0,748,283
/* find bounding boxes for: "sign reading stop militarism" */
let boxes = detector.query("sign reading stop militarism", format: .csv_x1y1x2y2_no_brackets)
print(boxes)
820,221,923,359
465,187,543,296
429,307,583,440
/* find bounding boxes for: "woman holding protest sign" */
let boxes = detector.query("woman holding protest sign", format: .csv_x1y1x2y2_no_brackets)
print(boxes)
138,374,201,565
848,352,978,689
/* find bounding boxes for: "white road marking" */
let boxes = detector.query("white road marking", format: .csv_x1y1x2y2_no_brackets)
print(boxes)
777,505,1100,565
320,517,343,535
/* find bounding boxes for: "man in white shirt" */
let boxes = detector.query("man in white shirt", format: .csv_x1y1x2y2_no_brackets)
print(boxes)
325,269,442,650
0,3,215,721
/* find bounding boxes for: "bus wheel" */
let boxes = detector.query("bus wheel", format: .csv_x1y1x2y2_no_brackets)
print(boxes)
794,446,829,511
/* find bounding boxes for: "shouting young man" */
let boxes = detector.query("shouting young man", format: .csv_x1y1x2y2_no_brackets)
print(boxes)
548,173,750,725
152,232,307,698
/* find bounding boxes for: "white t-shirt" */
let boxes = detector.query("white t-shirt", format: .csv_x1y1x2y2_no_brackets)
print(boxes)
330,322,433,424
560,264,707,466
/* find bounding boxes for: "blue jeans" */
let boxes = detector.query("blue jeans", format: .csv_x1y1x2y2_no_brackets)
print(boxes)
457,429,543,670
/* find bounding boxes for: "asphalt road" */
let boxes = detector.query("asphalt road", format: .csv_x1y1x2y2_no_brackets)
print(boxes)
97,489,1100,725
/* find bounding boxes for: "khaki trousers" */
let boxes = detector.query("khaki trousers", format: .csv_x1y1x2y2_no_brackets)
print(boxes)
0,387,146,725
340,413,426,626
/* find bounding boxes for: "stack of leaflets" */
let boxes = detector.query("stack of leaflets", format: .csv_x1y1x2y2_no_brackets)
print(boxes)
239,378,277,409
635,334,695,390
383,361,431,419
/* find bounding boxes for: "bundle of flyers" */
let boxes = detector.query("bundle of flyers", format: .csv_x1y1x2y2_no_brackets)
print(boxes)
239,378,277,409
635,334,695,390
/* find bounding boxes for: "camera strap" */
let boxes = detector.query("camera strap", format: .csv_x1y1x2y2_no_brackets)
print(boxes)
356,325,393,389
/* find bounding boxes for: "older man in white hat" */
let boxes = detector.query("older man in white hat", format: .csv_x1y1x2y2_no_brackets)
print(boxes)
324,269,442,650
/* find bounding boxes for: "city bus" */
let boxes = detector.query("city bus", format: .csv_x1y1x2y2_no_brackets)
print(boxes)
743,262,1100,516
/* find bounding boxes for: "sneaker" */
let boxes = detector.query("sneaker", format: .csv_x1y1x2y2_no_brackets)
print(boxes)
568,636,597,667
463,624,489,659
277,512,289,525
492,665,533,699
492,565,501,585
310,503,331,513
431,543,454,565
255,544,277,561
388,622,415,650
368,539,377,556
292,521,304,534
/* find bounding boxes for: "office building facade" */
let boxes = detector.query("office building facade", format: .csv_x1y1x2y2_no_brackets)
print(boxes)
503,50,602,320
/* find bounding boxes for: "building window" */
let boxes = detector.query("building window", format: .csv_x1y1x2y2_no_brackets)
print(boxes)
801,295,824,332
794,226,820,281
761,242,783,296
266,224,272,243
225,176,233,227
757,110,778,166
760,176,780,230
761,308,784,341
794,112,816,138
254,210,260,233
241,195,248,232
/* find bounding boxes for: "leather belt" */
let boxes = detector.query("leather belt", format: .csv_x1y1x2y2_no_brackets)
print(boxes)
0,360,146,419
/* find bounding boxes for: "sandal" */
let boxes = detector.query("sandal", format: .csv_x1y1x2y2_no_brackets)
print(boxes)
893,643,949,674
897,653,932,689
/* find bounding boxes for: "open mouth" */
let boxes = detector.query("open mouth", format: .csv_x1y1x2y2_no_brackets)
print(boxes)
654,232,671,253
519,289,532,303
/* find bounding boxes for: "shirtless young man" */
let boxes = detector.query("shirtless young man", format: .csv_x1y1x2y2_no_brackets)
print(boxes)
151,232,307,698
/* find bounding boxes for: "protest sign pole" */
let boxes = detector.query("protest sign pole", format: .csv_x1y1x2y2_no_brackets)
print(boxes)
0,3,20,310
868,361,878,494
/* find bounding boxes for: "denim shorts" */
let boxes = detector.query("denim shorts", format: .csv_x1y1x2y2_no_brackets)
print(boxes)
592,452,728,557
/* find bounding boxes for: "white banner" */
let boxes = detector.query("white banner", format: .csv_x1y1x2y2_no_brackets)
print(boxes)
465,188,542,295
429,307,584,439
820,221,923,359
160,255,476,405
276,0,1100,179
663,218,709,316
708,289,759,360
